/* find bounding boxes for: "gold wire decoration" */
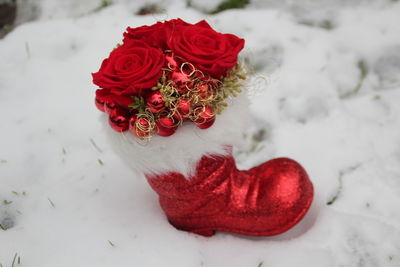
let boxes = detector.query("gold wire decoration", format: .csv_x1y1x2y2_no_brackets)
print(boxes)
130,57,246,139
134,111,156,139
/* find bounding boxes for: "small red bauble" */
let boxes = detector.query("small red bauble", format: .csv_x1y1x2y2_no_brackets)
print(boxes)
194,106,215,129
134,118,151,137
175,98,192,120
146,91,166,113
197,83,212,100
198,84,208,92
156,116,177,137
104,101,117,113
109,109,129,132
95,97,106,112
128,114,137,131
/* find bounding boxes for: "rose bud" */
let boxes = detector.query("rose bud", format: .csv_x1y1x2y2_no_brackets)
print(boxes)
165,54,178,70
104,101,117,113
95,96,106,112
109,108,129,132
156,116,177,137
171,71,190,90
194,106,215,129
174,98,192,120
146,91,166,113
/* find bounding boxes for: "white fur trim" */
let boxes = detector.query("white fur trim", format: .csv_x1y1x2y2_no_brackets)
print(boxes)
103,91,250,178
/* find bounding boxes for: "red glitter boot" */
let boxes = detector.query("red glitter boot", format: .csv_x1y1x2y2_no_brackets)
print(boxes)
92,19,316,237
146,153,314,237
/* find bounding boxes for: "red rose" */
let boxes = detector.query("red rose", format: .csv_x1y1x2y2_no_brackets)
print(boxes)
167,20,244,78
95,89,132,109
123,19,189,49
92,40,164,95
123,21,166,49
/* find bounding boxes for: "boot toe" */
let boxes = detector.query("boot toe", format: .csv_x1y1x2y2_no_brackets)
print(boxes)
250,157,314,235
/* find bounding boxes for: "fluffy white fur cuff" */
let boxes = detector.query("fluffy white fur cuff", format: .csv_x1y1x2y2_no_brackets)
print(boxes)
103,91,250,178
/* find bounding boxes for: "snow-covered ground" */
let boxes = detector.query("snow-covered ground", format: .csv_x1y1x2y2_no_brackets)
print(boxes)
1,1,400,266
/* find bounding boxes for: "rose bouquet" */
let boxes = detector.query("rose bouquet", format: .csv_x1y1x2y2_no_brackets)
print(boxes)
93,19,245,138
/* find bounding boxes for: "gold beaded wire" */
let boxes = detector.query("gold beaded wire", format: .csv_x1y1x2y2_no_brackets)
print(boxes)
132,57,246,139
135,111,156,138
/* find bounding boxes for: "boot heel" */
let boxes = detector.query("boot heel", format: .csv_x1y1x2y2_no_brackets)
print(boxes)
191,229,215,237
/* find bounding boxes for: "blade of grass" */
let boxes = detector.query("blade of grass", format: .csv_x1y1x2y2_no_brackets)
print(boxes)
11,253,17,267
90,138,103,153
48,198,55,208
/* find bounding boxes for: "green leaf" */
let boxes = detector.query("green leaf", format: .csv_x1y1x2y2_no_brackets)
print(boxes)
3,200,12,205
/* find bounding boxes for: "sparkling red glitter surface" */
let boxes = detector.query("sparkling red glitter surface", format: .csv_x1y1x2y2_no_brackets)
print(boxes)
147,154,314,237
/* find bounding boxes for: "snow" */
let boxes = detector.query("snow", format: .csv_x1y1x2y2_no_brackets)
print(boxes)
1,1,400,266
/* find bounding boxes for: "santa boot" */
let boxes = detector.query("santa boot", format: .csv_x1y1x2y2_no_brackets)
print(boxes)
146,153,313,237
92,18,315,237
104,91,314,237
